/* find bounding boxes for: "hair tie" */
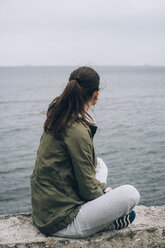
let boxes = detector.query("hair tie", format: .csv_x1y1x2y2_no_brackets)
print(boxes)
73,78,81,84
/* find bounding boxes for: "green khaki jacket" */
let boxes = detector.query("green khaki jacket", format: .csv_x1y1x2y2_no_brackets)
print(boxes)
30,121,106,235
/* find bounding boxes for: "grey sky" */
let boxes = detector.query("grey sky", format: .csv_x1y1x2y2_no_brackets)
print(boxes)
0,0,165,66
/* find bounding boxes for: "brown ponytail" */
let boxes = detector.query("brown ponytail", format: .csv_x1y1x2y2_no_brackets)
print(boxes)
44,66,100,139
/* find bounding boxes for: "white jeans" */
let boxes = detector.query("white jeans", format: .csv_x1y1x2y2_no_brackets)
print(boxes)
54,158,140,238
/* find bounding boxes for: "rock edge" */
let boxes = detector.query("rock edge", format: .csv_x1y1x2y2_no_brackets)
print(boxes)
0,205,165,248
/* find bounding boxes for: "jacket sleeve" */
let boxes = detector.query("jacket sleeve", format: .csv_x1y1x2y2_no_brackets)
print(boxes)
66,125,104,201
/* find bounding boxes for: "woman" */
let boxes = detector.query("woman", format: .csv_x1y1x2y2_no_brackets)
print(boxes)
31,66,140,238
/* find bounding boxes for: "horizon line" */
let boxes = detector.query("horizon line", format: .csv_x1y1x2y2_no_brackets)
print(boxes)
0,64,165,67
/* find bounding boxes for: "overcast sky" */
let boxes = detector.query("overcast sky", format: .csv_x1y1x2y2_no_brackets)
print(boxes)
0,0,165,66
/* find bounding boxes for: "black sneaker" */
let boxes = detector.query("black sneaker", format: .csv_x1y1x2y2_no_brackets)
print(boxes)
112,210,136,230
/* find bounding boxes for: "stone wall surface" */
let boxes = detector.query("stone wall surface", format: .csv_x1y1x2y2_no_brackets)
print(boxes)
0,205,165,248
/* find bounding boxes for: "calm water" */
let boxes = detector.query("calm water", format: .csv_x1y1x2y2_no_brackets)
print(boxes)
0,66,165,215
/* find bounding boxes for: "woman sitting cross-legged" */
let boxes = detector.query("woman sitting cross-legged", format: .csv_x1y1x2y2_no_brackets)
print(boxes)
30,66,140,238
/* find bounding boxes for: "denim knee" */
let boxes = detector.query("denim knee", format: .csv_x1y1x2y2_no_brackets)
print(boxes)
119,184,140,212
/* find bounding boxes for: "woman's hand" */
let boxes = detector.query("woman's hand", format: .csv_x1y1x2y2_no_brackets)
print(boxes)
103,187,112,194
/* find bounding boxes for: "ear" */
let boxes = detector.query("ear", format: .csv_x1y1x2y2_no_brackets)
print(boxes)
93,90,99,104
93,90,99,100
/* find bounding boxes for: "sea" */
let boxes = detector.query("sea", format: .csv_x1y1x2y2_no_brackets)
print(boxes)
0,66,165,215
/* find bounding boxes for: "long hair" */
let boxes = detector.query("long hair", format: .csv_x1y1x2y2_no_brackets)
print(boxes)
44,66,100,139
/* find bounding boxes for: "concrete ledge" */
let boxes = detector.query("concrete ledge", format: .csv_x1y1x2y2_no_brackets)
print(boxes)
0,205,165,248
